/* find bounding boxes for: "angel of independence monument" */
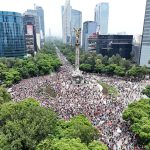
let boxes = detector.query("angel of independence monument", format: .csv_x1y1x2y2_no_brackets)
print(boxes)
72,28,84,84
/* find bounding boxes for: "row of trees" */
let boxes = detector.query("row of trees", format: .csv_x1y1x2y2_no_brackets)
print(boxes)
58,44,149,79
0,42,61,87
0,96,108,150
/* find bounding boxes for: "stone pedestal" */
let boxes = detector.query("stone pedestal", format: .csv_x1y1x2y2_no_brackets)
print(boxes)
72,70,84,84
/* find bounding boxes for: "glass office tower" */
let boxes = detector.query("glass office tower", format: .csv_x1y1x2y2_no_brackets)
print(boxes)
62,0,72,44
0,11,26,57
35,6,45,40
140,0,150,66
94,2,109,35
82,21,97,51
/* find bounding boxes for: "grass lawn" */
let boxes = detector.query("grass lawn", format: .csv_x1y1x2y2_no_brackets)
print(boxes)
38,85,57,98
44,86,57,98
99,81,119,97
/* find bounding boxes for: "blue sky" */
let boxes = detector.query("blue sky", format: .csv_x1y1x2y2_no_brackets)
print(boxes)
0,0,147,37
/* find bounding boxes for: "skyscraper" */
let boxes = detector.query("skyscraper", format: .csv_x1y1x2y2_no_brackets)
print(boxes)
24,9,40,33
94,2,109,35
140,0,150,67
71,9,82,46
62,0,72,44
82,21,97,51
24,6,45,49
61,0,82,45
35,5,45,40
0,11,26,57
23,15,37,55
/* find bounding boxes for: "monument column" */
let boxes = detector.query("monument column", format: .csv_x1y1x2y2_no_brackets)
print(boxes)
74,28,81,72
72,28,84,84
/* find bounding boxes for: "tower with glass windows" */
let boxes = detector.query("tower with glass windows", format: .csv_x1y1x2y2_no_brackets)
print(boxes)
140,0,150,66
0,11,26,57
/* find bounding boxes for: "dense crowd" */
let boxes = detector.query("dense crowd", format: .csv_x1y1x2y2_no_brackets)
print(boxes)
9,47,150,150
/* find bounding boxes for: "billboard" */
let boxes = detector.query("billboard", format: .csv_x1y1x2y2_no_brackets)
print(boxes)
27,25,33,35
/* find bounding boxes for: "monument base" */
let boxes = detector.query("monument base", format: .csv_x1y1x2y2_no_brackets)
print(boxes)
72,70,85,84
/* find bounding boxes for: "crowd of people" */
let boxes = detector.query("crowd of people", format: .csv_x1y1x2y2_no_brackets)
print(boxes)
9,47,150,150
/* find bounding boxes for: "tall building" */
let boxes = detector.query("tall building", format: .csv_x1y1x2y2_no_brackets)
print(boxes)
0,11,26,57
24,9,41,49
71,9,82,46
24,9,40,33
61,0,82,45
94,2,109,35
35,5,45,40
62,0,72,44
23,15,37,55
96,35,133,59
140,0,150,67
82,21,97,51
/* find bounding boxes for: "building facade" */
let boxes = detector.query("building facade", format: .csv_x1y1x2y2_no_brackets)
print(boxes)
35,6,45,41
24,9,41,49
71,9,82,46
62,0,72,44
0,11,26,57
62,0,82,45
96,35,133,59
24,9,40,33
82,21,97,51
94,2,109,35
23,15,37,55
140,0,150,67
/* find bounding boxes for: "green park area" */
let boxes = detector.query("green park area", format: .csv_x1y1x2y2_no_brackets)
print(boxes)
99,81,119,97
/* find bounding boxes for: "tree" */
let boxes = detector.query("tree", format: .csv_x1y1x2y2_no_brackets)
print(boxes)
140,65,149,78
0,132,11,150
127,65,140,78
0,86,11,105
0,98,58,150
114,66,125,76
142,86,150,98
104,64,117,75
123,98,150,148
0,62,7,82
80,64,93,72
88,140,108,150
4,68,21,86
95,64,105,73
101,56,109,65
108,54,122,65
56,115,99,144
37,138,89,150
145,143,150,150
37,138,108,150
119,59,131,70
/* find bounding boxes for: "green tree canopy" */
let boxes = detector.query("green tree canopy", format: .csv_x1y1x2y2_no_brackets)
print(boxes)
123,98,150,149
0,86,11,105
88,140,108,150
0,98,58,150
37,138,88,150
142,85,150,98
56,115,99,144
80,64,93,72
